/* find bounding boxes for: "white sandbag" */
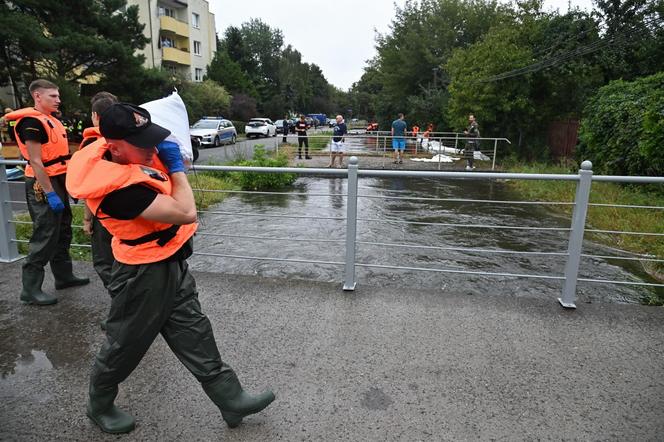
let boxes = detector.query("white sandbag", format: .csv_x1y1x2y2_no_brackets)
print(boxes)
141,92,193,162
410,154,459,163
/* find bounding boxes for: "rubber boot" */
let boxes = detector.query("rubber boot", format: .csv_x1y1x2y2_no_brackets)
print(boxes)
20,267,57,305
86,386,135,434
51,261,90,290
203,371,275,428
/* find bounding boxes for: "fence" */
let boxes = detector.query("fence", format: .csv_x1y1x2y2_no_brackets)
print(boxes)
1,157,663,309
272,132,511,170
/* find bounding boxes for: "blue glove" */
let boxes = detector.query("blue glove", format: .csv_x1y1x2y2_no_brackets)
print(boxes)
45,191,65,213
157,140,185,174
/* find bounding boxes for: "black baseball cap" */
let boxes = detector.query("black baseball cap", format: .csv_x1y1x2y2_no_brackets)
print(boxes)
100,103,171,149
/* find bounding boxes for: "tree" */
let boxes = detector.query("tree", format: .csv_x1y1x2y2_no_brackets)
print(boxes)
0,0,148,107
577,72,664,177
206,48,256,97
179,80,231,124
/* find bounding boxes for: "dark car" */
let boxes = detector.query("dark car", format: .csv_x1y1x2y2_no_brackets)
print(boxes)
191,136,200,162
275,119,293,134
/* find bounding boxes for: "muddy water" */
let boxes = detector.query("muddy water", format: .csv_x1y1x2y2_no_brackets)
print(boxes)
190,176,660,304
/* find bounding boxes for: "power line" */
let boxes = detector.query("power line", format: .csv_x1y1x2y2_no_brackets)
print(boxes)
475,15,663,83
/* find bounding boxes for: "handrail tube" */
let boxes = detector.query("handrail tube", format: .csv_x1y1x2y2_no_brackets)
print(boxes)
358,240,569,256
197,232,346,243
354,262,565,281
358,194,575,205
193,251,344,267
357,217,570,231
196,210,345,221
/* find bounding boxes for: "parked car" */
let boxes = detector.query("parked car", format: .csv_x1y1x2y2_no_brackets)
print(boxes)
328,118,337,128
190,117,237,147
274,119,293,134
245,118,277,138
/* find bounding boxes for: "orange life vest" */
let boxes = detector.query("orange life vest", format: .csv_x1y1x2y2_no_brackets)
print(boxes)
66,139,197,265
79,126,103,150
4,107,70,177
412,126,420,135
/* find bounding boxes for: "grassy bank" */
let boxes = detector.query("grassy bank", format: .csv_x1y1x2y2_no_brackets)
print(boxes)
501,161,664,304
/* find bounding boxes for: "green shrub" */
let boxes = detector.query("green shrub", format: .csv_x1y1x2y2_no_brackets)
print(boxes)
231,147,297,190
231,120,245,134
577,72,664,179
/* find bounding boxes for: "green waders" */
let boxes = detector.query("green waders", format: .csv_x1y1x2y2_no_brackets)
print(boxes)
21,174,89,305
87,253,274,434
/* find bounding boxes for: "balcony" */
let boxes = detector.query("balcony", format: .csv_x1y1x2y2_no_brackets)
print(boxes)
160,15,189,38
162,47,190,66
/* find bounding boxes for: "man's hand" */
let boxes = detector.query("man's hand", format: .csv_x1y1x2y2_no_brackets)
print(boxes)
157,141,185,174
83,218,93,235
45,191,65,213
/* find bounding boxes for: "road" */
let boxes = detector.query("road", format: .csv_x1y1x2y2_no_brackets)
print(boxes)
196,134,284,164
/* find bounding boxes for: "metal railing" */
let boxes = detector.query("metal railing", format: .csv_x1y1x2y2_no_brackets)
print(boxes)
273,133,511,170
1,157,662,309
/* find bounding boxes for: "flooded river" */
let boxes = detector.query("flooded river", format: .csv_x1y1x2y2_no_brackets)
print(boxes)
190,176,660,304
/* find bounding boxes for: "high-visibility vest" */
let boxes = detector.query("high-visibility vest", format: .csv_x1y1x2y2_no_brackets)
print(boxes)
4,107,70,177
79,126,103,150
66,139,197,265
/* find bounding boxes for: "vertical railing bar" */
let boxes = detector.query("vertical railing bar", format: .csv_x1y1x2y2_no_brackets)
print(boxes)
343,156,359,290
559,161,593,308
0,161,20,262
492,139,498,171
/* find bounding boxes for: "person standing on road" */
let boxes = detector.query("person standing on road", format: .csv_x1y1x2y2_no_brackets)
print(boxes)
1,107,14,143
391,113,407,164
5,79,89,306
282,115,289,143
295,114,311,160
463,113,480,170
328,115,347,168
79,92,118,290
66,103,275,435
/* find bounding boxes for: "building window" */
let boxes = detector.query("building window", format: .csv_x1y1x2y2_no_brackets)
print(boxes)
160,36,175,48
192,12,200,28
158,7,175,18
193,41,201,55
195,68,203,82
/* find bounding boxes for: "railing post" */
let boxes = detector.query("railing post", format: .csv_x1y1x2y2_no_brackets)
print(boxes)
343,156,359,290
559,160,593,309
492,139,498,170
0,161,20,262
454,133,459,154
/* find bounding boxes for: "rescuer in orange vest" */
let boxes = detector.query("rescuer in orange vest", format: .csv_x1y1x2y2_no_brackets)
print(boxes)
66,103,275,435
78,92,118,293
5,79,89,306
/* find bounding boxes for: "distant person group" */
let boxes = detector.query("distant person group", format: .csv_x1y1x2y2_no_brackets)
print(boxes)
6,79,274,435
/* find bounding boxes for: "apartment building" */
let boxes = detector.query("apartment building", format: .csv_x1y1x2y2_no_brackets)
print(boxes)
128,0,217,82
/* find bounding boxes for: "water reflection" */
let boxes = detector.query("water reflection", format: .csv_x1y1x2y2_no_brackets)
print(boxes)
190,176,660,304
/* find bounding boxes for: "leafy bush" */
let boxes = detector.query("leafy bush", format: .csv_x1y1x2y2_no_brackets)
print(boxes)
231,147,297,190
231,120,245,134
577,72,664,178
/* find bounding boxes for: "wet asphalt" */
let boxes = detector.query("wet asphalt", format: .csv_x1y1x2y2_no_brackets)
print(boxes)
1,259,663,441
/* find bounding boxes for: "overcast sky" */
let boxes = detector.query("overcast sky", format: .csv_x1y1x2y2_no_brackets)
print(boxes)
211,0,595,91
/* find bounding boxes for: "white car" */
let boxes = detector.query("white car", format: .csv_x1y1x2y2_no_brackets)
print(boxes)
190,117,237,147
245,118,277,138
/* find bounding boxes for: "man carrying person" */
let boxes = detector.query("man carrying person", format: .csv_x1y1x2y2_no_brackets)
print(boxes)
5,79,89,305
66,102,275,434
